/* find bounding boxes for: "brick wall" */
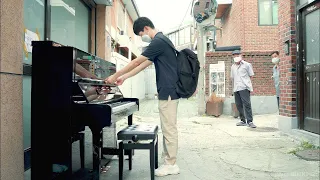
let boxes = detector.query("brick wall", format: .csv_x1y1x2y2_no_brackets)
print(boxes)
278,0,297,117
205,51,276,97
216,0,279,51
215,0,243,48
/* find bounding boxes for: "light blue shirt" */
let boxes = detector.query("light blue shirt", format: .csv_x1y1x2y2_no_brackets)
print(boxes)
231,60,254,92
272,65,280,97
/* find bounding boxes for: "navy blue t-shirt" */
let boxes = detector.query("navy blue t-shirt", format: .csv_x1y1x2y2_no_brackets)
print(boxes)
141,32,179,100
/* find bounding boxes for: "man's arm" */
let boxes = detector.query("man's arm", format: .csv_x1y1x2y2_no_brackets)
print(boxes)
247,63,254,77
122,60,153,80
115,55,149,78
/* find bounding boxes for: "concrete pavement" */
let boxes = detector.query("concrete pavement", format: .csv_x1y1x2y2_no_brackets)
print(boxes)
100,98,320,180
23,98,320,180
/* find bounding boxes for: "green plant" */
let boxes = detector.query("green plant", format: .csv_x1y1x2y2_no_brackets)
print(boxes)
288,141,320,154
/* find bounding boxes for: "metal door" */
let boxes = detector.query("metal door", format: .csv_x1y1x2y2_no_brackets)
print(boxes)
302,2,320,134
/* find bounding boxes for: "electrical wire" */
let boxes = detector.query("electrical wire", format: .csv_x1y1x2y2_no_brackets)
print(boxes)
177,0,194,31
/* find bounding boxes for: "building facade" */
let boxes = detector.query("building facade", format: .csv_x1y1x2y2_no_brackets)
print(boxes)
205,0,319,136
214,0,279,51
278,0,319,136
205,0,281,115
0,0,143,179
165,22,196,51
104,0,145,100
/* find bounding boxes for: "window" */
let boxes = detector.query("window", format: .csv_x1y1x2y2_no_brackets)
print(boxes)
179,29,185,45
22,0,93,172
258,0,278,25
205,2,210,8
298,0,308,6
23,1,45,169
117,2,125,31
172,33,176,46
185,28,191,44
51,0,90,52
175,32,179,46
23,0,45,65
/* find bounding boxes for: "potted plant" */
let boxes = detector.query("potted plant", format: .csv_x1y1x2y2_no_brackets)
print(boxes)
206,91,224,117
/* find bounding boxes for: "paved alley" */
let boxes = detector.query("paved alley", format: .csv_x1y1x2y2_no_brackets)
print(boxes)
99,98,320,180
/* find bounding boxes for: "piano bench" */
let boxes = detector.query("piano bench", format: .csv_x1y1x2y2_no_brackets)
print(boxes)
71,132,85,169
117,124,159,180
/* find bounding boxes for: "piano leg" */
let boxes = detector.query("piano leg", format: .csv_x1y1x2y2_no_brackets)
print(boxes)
92,130,102,180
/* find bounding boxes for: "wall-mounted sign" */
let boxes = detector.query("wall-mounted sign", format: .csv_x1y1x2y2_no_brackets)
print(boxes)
209,62,225,97
24,29,40,58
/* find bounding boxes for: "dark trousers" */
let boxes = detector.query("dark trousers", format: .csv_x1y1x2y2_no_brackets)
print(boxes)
277,97,279,108
234,89,253,123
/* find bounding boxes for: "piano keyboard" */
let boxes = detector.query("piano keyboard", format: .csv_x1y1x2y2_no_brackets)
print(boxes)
89,101,136,113
110,102,136,113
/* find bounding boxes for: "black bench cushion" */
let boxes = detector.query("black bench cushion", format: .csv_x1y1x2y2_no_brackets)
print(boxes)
117,124,158,141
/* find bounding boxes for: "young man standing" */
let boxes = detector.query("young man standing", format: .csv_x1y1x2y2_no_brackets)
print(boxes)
271,51,280,108
231,50,256,128
105,17,180,177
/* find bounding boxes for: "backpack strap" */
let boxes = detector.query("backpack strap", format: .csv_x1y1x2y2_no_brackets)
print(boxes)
157,35,179,53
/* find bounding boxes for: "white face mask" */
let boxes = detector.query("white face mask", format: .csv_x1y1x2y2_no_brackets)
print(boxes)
272,57,280,64
233,56,242,63
141,34,152,43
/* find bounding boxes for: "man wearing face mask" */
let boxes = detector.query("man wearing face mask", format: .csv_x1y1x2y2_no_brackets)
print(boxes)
231,50,256,128
105,17,180,177
271,51,280,108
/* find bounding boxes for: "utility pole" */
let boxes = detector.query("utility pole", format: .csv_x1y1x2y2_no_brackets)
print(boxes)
192,0,218,115
197,26,206,115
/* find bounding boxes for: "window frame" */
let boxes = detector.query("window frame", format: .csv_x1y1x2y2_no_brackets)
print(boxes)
48,0,93,53
258,0,279,26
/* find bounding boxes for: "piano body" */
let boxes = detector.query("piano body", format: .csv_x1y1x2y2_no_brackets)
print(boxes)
31,41,138,180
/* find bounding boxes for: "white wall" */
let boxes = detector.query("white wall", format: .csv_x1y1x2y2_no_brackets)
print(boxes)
144,65,157,99
111,52,146,100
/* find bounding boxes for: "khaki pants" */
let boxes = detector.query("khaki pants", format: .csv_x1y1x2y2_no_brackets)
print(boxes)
158,96,179,165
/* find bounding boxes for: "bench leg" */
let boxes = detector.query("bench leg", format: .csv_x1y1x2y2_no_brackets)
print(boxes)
119,142,124,180
79,133,85,169
150,144,155,180
155,137,158,169
128,142,133,170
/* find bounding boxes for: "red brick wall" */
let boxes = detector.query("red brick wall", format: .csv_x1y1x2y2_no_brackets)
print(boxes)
205,51,276,97
216,0,279,51
215,0,243,48
278,0,297,117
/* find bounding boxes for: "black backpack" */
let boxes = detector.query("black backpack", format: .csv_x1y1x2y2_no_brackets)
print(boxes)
159,36,200,99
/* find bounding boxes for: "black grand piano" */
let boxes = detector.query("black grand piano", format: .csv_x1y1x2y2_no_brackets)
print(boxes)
31,41,139,180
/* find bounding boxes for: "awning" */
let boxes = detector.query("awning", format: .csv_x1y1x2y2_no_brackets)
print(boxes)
216,0,232,19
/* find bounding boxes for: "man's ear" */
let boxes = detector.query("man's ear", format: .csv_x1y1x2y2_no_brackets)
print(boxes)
144,26,151,31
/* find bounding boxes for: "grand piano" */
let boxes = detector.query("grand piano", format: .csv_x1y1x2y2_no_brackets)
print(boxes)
31,41,139,180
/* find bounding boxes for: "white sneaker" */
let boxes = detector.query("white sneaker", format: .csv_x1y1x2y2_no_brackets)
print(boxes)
155,164,180,177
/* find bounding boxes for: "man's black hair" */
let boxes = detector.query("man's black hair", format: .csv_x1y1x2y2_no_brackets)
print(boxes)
133,17,155,35
270,51,279,56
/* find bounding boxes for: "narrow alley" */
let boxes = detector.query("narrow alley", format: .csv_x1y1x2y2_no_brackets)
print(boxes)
98,99,320,180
